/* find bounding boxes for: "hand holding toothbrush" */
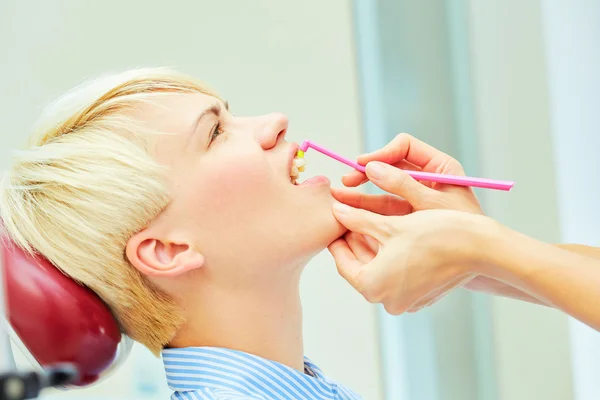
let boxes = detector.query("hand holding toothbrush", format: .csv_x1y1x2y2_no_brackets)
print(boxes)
300,135,514,191
335,133,485,216
328,134,545,314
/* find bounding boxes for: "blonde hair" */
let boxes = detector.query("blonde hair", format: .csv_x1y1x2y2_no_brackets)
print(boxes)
0,68,222,354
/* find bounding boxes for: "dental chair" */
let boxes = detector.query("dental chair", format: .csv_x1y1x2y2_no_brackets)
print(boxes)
0,228,133,399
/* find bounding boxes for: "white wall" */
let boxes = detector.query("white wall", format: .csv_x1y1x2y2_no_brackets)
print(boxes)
467,1,574,399
540,1,600,399
0,1,382,399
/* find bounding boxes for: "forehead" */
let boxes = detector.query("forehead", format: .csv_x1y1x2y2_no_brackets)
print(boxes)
132,92,222,165
134,92,221,132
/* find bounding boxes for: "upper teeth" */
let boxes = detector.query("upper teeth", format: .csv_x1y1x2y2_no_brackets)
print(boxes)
295,158,306,171
291,157,306,184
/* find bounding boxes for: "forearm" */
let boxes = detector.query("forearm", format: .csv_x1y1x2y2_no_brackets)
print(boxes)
463,275,548,306
481,244,600,305
555,243,600,260
477,220,600,331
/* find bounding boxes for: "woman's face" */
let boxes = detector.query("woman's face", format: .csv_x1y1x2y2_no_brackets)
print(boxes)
138,92,345,283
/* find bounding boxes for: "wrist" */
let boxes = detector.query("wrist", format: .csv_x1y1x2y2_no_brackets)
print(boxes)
435,212,501,273
468,216,535,282
460,214,508,274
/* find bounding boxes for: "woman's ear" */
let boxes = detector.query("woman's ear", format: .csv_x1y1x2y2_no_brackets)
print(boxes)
126,228,204,277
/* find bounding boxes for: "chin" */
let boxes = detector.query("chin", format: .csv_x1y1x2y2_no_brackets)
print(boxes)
328,222,348,246
318,191,347,243
288,186,345,252
272,217,345,270
310,211,347,250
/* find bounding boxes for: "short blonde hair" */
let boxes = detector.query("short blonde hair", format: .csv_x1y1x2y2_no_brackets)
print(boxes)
0,68,222,354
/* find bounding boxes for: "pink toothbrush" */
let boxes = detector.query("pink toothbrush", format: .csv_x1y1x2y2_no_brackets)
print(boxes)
298,140,514,191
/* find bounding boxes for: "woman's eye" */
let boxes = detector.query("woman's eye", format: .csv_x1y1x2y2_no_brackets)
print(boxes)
209,122,223,144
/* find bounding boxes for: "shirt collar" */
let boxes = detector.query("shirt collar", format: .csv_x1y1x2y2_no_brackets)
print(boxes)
162,346,339,399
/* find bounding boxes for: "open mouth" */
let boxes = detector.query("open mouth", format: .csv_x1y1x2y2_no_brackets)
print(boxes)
290,154,306,185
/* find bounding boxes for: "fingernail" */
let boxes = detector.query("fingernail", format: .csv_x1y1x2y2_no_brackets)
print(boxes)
367,162,385,180
333,203,351,214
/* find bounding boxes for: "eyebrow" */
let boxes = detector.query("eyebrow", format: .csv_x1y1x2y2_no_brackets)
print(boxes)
195,103,221,128
188,102,227,148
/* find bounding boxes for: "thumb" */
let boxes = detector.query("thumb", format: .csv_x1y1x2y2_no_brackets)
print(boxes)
332,203,389,242
365,161,434,206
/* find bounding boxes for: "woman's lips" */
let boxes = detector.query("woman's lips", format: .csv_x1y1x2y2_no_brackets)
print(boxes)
298,175,329,186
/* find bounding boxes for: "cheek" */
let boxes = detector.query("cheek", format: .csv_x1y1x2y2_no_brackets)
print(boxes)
211,159,271,200
186,155,278,224
180,156,288,266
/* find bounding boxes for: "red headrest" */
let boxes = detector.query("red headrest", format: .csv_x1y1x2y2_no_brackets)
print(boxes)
1,230,123,386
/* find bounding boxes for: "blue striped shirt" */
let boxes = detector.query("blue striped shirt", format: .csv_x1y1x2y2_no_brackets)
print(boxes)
162,347,363,399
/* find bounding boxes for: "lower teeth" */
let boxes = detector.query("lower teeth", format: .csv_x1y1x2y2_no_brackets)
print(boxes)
291,156,306,185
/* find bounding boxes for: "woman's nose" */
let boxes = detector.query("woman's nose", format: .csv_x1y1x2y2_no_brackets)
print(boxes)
255,113,288,149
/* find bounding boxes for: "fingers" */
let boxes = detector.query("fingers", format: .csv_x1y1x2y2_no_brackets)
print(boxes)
341,171,368,188
357,133,439,169
364,162,437,206
363,235,380,253
357,133,465,177
329,238,386,304
342,159,421,188
332,203,391,242
327,238,363,287
331,188,413,216
345,232,376,264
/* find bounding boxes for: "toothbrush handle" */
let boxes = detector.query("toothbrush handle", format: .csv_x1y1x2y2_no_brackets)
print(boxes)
402,170,514,191
355,163,513,191
303,140,514,191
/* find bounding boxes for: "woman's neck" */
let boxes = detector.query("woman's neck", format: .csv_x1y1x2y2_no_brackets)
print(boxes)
169,268,305,372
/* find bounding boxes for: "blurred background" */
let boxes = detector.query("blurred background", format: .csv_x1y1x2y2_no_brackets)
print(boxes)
1,0,599,399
